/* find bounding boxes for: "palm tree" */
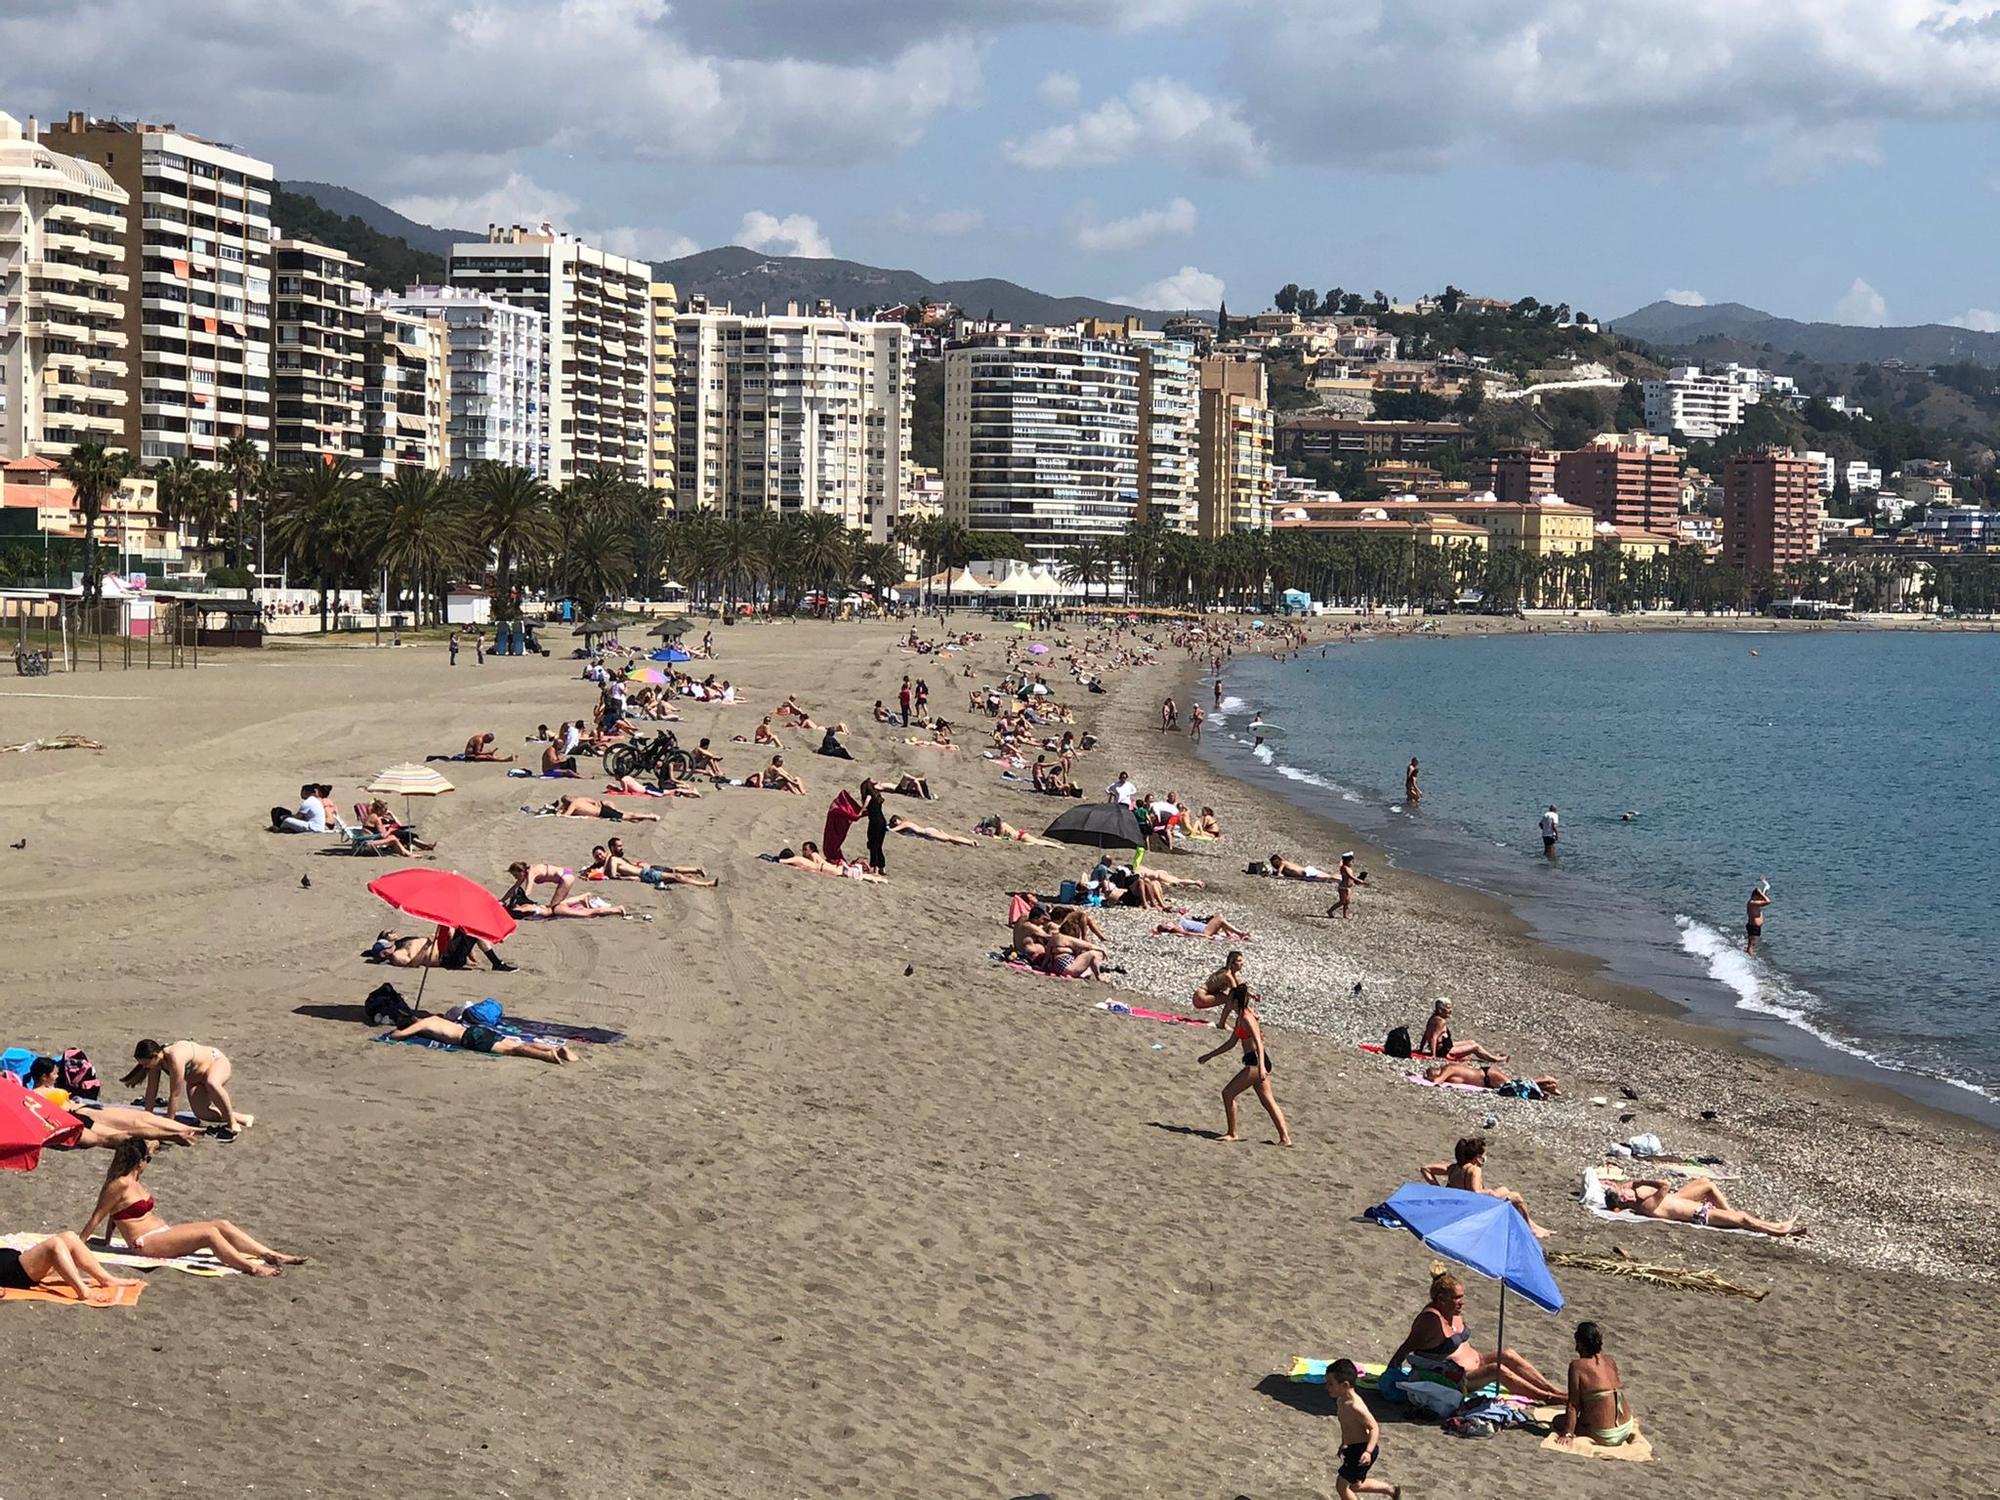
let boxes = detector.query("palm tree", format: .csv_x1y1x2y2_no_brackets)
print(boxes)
469,463,557,621
563,508,636,617
218,434,262,567
374,469,473,625
1056,538,1109,606
57,442,135,610
268,459,366,629
792,511,851,605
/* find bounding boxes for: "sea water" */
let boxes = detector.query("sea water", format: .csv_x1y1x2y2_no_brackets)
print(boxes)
1204,629,2000,1125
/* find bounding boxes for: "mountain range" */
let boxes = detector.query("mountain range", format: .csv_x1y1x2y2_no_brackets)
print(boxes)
278,181,1179,324
1612,300,2000,369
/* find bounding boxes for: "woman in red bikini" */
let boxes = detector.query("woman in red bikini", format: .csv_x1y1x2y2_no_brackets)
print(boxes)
80,1141,307,1277
1196,985,1293,1146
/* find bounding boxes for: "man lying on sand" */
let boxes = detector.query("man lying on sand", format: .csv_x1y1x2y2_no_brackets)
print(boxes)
370,927,518,972
1421,1061,1561,1098
1603,1176,1804,1238
554,795,660,822
744,756,805,794
588,839,717,887
974,816,1063,847
1269,854,1335,881
388,1015,575,1065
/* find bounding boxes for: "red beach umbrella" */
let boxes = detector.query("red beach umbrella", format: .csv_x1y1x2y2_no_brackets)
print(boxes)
367,868,516,945
0,1076,84,1171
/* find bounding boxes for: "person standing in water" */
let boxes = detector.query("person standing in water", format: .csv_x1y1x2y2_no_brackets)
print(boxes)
1405,758,1421,808
1539,805,1560,858
1746,881,1771,955
1189,703,1205,744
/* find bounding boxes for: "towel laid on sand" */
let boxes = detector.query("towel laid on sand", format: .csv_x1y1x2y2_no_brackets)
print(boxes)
1098,1001,1211,1027
497,1017,624,1045
0,1231,235,1277
1361,1044,1441,1058
991,951,1085,981
0,1281,143,1306
1541,1429,1654,1463
88,1103,254,1131
1404,1071,1491,1094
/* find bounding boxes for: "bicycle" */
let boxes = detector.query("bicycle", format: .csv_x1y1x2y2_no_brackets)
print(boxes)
13,644,50,677
603,730,693,785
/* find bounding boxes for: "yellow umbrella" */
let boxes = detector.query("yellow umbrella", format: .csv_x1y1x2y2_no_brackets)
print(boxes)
366,763,455,825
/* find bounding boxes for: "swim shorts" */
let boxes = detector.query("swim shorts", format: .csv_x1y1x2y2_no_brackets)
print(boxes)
0,1248,35,1290
460,1025,502,1053
1337,1443,1373,1484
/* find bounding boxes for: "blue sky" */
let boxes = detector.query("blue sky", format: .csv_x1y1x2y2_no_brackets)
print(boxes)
9,1,2000,326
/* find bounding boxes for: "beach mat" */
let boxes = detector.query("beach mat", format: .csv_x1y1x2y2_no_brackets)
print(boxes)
1098,1002,1210,1027
0,1281,143,1306
376,1033,498,1057
1541,1429,1654,1463
88,1104,255,1131
497,1018,624,1045
0,1232,235,1278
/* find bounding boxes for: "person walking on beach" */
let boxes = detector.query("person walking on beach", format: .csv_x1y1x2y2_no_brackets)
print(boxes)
448,631,460,666
862,779,889,876
474,631,485,665
1404,758,1421,808
1189,703,1204,743
1329,853,1365,919
899,675,913,727
1746,881,1771,955
1539,805,1560,858
1325,1359,1400,1499
1196,986,1292,1146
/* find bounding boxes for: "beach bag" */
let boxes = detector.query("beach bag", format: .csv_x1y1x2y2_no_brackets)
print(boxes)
55,1047,100,1100
1245,860,1271,877
363,983,415,1026
1383,1026,1413,1060
463,998,504,1028
0,1046,36,1083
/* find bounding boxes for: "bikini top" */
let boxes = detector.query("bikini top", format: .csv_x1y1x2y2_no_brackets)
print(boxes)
111,1195,156,1223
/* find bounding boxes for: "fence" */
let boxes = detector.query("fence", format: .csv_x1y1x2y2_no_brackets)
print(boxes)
4,597,200,673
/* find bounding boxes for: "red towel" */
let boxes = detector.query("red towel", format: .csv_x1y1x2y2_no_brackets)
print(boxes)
822,790,863,862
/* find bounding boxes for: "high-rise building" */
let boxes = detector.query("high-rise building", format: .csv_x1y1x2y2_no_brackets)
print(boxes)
1133,333,1198,532
358,305,448,478
1723,450,1822,577
1,113,130,463
41,112,274,465
943,328,1141,561
269,237,363,469
649,282,677,495
1554,433,1683,536
1642,366,1745,440
672,298,911,535
380,286,545,477
446,226,650,486
1195,355,1273,537
1477,447,1559,505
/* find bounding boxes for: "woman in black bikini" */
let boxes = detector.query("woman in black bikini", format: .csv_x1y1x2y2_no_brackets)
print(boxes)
1196,985,1292,1146
1386,1268,1565,1403
0,1231,142,1300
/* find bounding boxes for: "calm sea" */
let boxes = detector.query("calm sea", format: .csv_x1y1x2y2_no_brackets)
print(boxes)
1204,629,2000,1126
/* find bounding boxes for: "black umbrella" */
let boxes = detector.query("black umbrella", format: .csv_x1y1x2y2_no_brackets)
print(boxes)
1043,802,1145,851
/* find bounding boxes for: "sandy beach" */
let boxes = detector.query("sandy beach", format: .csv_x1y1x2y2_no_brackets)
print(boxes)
1,618,1994,1499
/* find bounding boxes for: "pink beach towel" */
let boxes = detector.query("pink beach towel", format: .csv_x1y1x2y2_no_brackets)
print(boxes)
1098,1001,1211,1026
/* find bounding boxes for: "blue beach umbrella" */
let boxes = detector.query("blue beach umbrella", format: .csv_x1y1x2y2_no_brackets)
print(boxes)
649,646,693,663
1382,1182,1563,1363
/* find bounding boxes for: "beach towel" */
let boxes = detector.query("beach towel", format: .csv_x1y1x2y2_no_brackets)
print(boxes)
1404,1071,1492,1094
1097,1002,1210,1027
0,1281,144,1306
1580,1167,1770,1238
990,951,1083,981
376,1033,497,1057
0,1232,235,1277
496,1018,625,1045
822,789,864,862
1287,1358,1536,1412
1540,1429,1654,1463
96,1104,254,1131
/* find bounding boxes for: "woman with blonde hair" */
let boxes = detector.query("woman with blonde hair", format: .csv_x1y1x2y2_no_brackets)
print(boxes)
1385,1266,1564,1403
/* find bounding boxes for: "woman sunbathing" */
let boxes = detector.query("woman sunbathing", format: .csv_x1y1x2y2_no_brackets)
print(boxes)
0,1231,144,1300
1560,1322,1637,1448
505,893,632,920
773,841,887,882
883,773,935,800
82,1141,306,1276
974,816,1063,847
1386,1267,1566,1404
362,799,435,854
745,756,805,794
555,795,660,822
1419,999,1507,1064
1421,1135,1550,1239
748,717,783,748
1051,905,1108,946
29,1061,198,1149
887,815,977,846
1154,912,1251,940
1421,1061,1560,1097
122,1039,246,1140
1602,1177,1803,1238
389,1015,575,1063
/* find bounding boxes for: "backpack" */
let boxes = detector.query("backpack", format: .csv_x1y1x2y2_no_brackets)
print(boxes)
463,998,504,1028
1245,860,1271,877
54,1047,100,1100
1383,1025,1413,1059
364,982,416,1027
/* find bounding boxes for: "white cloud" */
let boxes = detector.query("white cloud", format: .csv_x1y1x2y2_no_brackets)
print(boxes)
1949,308,2000,332
593,225,702,261
392,172,579,233
1120,265,1225,310
1004,77,1266,173
1227,2,2000,173
1835,277,1888,326
1074,196,1198,253
736,211,835,258
1039,71,1082,108
1664,289,1709,307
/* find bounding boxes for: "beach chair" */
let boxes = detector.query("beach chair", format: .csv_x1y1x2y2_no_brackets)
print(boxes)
332,812,399,857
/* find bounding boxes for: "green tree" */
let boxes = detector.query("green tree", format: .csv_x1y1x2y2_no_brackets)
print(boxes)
57,441,135,607
373,468,473,624
1274,283,1300,315
469,463,557,621
219,434,263,568
269,459,366,629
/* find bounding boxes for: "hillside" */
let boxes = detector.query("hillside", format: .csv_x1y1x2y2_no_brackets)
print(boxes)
1612,300,2000,369
276,182,1183,323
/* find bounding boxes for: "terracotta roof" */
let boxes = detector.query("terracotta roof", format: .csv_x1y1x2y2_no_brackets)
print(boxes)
2,455,62,473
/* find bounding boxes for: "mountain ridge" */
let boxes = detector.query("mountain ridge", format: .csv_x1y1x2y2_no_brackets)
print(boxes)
1612,299,2000,369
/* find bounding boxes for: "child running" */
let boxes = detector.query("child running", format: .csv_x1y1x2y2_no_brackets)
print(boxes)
1325,1359,1400,1498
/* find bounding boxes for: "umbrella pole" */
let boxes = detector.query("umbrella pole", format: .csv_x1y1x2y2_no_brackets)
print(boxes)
1496,1282,1508,1379
414,966,429,1011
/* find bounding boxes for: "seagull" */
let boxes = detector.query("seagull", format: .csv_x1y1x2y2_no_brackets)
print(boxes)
8,838,23,850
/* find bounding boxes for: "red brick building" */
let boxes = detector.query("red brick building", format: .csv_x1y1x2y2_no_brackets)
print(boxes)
1556,437,1684,534
1723,451,1822,577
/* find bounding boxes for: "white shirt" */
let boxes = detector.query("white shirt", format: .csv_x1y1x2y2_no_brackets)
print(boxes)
296,798,328,833
1539,810,1559,839
559,724,580,756
1111,780,1138,808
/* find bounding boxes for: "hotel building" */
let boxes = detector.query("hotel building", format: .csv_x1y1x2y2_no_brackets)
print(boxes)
1132,333,1198,532
358,305,448,478
381,287,545,477
269,237,363,468
1554,433,1684,537
42,112,274,465
673,299,911,536
447,226,651,485
650,282,677,494
0,113,130,462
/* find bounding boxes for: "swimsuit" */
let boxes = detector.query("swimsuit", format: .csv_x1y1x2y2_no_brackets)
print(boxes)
460,1025,503,1053
111,1195,156,1223
1235,1021,1273,1073
1337,1443,1375,1484
0,1248,33,1290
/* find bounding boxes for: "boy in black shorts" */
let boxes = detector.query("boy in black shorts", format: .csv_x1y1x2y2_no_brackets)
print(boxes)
1327,1360,1400,1498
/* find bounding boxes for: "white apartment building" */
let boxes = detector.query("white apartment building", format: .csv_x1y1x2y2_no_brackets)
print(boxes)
943,329,1141,561
1714,363,1797,402
650,282,676,494
1132,332,1198,532
1800,449,1838,496
1844,459,1883,493
0,113,130,461
269,237,363,469
381,286,545,477
42,113,273,465
673,298,911,536
358,305,448,478
447,226,651,486
1641,366,1745,440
